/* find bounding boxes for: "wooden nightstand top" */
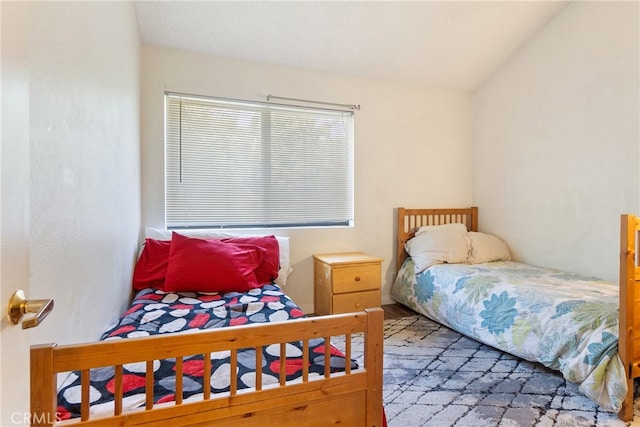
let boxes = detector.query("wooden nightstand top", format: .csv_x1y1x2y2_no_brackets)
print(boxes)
313,252,383,266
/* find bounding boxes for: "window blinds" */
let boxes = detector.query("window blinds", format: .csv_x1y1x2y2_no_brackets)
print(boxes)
165,93,354,229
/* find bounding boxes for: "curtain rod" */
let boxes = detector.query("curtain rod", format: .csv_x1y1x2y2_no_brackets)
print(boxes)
266,94,360,111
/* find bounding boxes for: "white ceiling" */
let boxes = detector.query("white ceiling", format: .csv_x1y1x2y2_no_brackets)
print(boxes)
134,0,569,91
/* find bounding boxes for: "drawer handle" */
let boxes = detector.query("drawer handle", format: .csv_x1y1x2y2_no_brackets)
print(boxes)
354,276,361,282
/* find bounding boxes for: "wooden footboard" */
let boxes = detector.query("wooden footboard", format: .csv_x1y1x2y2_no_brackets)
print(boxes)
620,214,640,421
30,308,384,427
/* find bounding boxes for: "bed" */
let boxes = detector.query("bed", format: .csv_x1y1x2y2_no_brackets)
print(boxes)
29,230,385,426
391,207,639,422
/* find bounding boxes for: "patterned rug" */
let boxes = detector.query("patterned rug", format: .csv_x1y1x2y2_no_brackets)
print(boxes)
358,315,640,427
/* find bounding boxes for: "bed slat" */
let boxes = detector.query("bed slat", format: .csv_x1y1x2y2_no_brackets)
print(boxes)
302,340,309,383
81,369,90,421
114,365,123,416
145,360,154,410
324,338,331,378
203,353,211,399
255,347,263,391
175,356,184,405
230,349,238,395
279,343,286,387
345,334,352,375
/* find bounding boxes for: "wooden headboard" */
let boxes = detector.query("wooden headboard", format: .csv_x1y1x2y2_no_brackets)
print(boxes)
396,207,478,271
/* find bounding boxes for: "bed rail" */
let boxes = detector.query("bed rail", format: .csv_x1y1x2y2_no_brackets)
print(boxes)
619,214,640,421
396,207,478,271
31,308,384,427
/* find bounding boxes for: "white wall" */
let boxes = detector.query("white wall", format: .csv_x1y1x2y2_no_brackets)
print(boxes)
26,1,141,345
473,1,639,281
141,45,473,312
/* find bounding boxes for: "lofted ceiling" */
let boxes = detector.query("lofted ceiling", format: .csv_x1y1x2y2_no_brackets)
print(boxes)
134,0,569,91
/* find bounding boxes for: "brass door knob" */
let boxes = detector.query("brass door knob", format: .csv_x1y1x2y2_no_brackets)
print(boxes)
8,290,54,329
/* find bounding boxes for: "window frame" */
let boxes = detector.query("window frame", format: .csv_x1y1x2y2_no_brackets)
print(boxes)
164,92,355,230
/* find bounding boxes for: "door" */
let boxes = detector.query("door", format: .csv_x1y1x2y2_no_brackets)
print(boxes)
1,2,32,426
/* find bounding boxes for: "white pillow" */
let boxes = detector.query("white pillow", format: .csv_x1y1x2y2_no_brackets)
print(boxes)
144,227,292,288
405,224,469,274
467,231,511,264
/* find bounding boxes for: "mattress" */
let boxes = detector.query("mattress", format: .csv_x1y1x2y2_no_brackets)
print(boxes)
391,259,626,412
56,283,355,420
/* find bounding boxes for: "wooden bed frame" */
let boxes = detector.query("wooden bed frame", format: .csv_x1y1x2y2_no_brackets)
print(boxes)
620,213,640,421
397,207,638,422
396,207,478,271
30,308,384,426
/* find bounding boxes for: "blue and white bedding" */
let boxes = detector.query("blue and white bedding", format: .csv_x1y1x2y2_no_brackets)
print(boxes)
391,259,626,412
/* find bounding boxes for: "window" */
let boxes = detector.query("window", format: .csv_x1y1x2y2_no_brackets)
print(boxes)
165,93,354,229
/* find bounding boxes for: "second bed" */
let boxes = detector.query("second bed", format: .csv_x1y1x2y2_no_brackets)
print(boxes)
391,207,631,420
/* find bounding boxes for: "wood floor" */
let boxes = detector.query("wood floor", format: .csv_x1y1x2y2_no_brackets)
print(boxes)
382,303,415,320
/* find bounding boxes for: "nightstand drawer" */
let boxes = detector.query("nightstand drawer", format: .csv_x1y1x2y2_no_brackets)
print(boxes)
333,264,381,294
313,252,383,316
333,290,381,314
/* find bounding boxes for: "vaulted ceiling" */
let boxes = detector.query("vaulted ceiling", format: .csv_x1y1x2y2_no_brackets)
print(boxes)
134,1,569,91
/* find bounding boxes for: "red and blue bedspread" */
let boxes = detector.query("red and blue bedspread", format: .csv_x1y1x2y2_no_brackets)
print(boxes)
56,284,355,419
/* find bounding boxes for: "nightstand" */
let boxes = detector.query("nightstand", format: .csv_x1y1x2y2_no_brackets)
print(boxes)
313,252,383,315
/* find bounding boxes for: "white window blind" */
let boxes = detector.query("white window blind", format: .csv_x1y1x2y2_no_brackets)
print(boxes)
165,93,354,229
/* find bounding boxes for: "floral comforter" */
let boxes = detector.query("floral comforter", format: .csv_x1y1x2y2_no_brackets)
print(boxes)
391,259,626,412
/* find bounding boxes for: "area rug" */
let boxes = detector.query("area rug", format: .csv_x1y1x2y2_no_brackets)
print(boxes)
351,315,640,427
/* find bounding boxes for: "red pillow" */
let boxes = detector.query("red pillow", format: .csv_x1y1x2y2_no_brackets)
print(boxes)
132,238,172,290
221,236,279,284
164,232,265,293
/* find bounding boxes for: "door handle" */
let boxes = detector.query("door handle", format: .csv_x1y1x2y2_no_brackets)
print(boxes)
7,290,54,329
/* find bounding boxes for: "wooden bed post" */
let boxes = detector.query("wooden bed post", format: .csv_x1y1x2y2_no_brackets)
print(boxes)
397,207,407,272
364,308,384,427
30,344,57,427
470,206,478,232
619,214,637,421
